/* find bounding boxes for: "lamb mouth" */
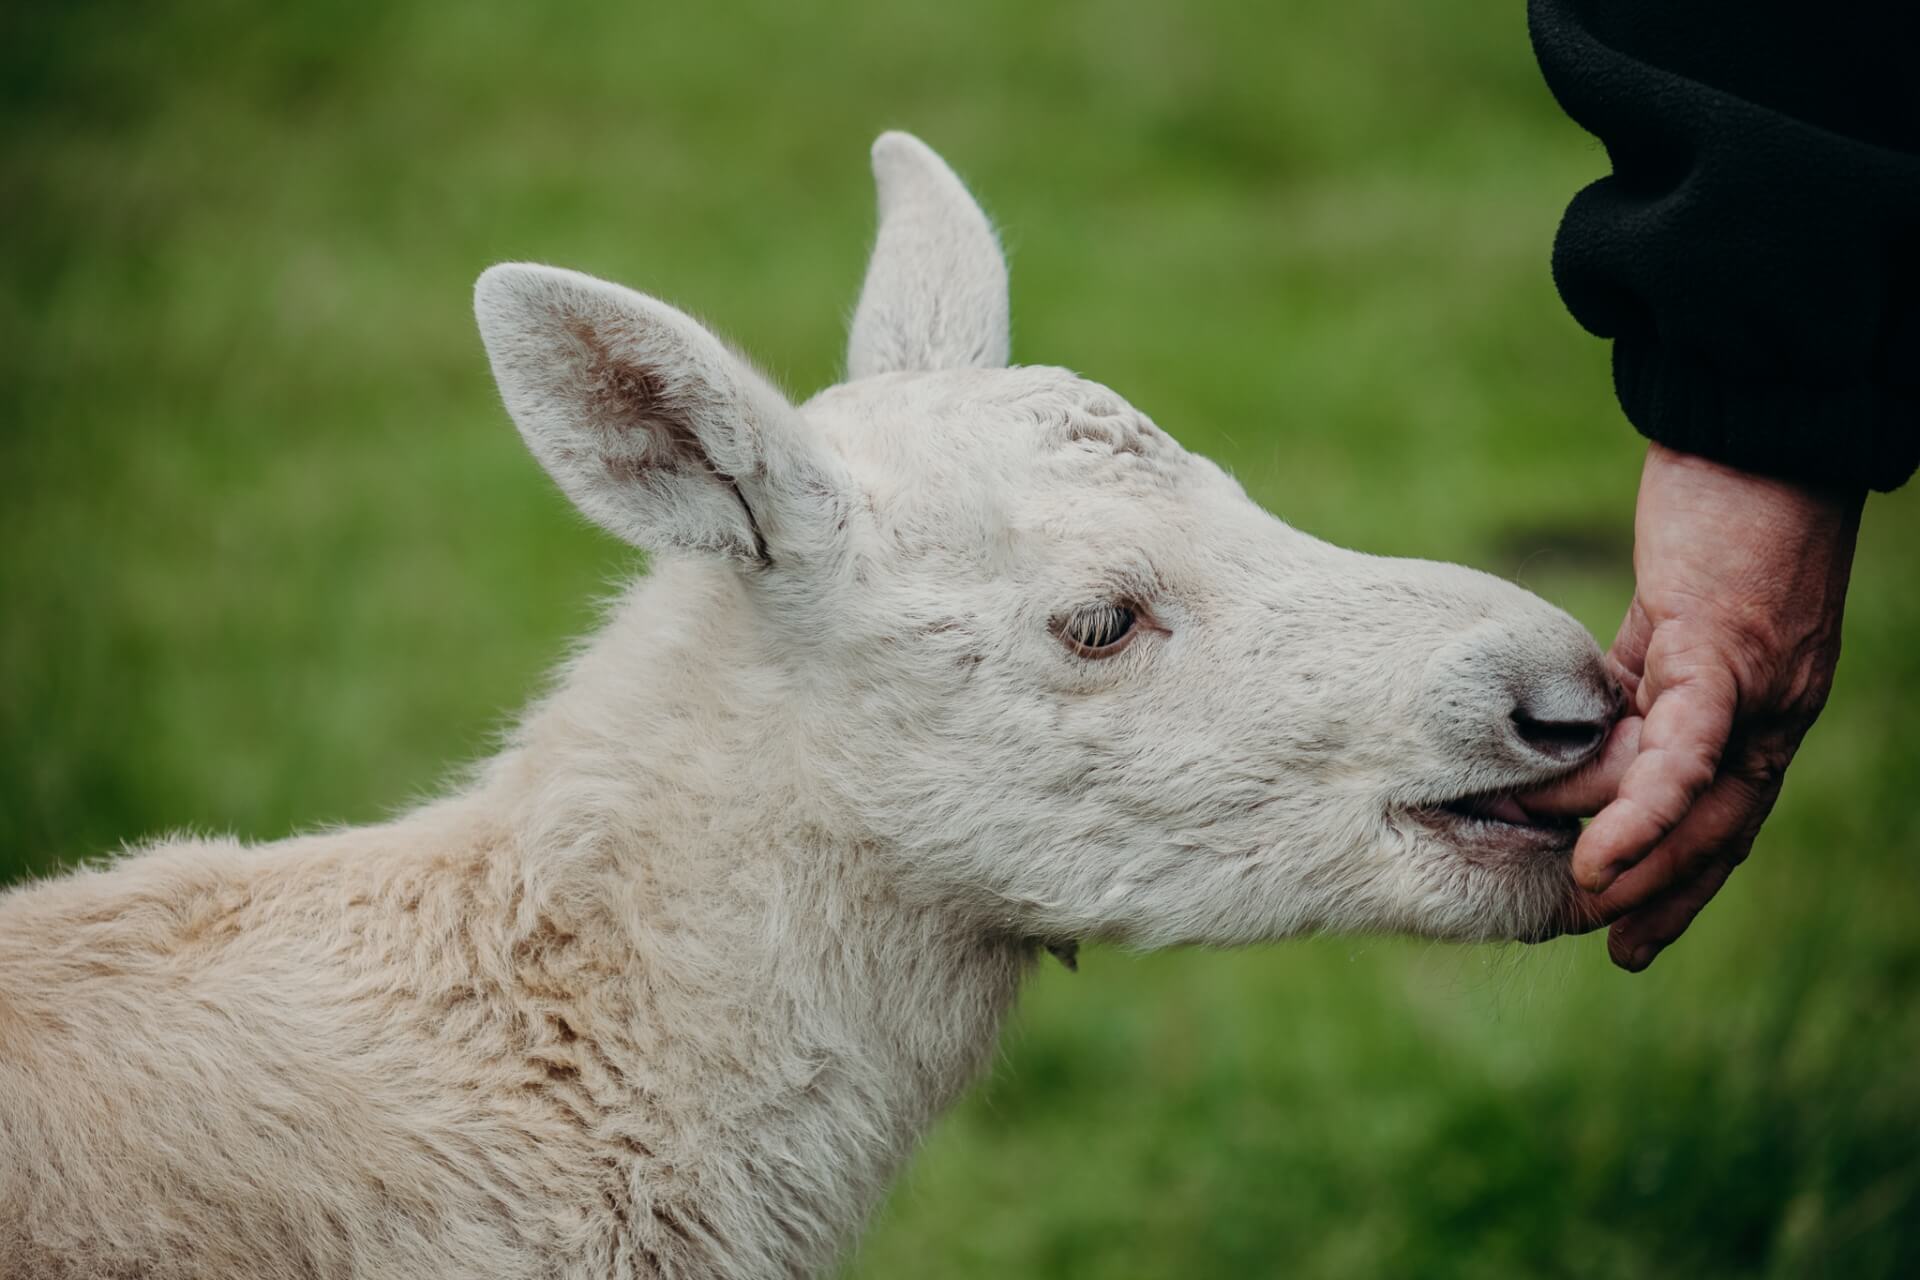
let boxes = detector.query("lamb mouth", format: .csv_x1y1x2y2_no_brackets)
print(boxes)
1411,787,1581,855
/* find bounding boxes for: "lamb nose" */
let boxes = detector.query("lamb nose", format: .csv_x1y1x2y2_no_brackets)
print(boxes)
1508,670,1620,765
1510,707,1608,763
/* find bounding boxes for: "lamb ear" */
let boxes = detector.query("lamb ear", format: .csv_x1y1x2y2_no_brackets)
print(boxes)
476,264,841,565
847,132,1010,379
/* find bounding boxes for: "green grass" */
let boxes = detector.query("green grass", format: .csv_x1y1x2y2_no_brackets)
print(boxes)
3,2,1916,1276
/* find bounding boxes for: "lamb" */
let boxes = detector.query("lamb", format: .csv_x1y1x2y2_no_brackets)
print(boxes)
0,133,1621,1280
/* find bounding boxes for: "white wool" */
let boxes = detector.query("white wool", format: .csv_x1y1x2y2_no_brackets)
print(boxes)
0,133,1611,1280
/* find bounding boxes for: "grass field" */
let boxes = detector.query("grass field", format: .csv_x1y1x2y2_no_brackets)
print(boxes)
4,2,1917,1276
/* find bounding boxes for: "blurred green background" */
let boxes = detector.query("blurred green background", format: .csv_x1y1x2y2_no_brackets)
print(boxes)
3,2,1916,1276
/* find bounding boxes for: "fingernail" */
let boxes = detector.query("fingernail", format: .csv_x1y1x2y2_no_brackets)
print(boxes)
1581,866,1619,894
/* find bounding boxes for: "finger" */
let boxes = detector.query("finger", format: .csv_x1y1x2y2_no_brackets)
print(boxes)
1559,768,1764,934
1571,661,1735,892
1515,715,1642,818
1606,855,1739,972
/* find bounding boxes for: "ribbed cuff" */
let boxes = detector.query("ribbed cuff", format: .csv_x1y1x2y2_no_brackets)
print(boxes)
1613,337,1917,494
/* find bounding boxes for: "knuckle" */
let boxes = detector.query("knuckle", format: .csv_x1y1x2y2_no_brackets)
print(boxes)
1751,747,1792,789
1730,735,1795,795
1679,751,1719,792
1794,667,1836,716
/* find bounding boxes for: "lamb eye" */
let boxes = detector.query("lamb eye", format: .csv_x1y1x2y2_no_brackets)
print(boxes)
1060,603,1138,658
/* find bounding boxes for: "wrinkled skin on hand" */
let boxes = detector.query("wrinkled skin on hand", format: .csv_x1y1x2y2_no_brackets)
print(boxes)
1519,443,1863,971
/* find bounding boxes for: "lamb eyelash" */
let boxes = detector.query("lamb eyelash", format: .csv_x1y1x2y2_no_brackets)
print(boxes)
1057,601,1142,658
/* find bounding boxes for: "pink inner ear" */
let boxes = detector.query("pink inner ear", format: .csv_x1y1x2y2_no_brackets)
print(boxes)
564,317,701,467
557,315,766,562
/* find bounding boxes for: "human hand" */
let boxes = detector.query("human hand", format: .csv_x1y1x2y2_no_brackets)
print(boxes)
1556,443,1863,970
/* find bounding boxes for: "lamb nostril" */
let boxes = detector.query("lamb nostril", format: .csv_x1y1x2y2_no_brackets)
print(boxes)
1509,709,1607,763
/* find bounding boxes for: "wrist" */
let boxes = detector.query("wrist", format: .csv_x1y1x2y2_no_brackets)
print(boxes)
1644,443,1864,540
1633,444,1862,686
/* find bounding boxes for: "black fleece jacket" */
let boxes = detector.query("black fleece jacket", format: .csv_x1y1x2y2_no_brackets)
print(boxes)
1529,0,1920,493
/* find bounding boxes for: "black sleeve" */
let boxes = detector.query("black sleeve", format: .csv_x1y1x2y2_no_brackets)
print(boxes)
1528,0,1920,493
